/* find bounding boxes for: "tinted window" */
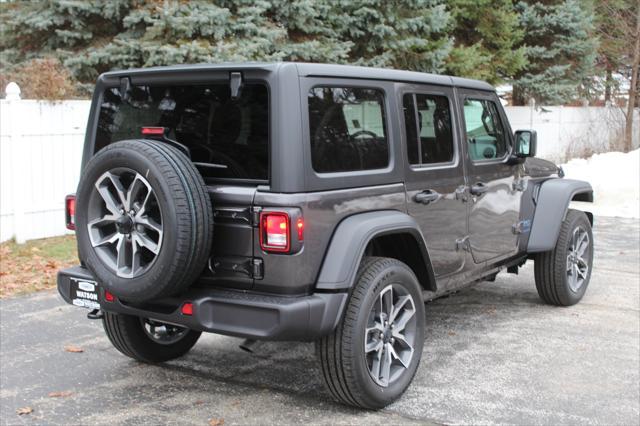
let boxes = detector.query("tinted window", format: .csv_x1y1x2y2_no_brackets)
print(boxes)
96,83,269,180
403,94,454,165
308,87,389,173
463,99,508,161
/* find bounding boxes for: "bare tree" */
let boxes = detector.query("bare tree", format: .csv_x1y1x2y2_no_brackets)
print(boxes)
625,5,640,151
596,0,640,151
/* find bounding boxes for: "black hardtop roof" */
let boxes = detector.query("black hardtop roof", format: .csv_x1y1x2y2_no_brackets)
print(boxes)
101,62,494,92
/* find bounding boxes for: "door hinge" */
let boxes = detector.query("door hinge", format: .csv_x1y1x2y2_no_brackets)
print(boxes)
512,179,527,192
455,236,470,251
209,256,263,279
512,219,532,235
251,206,262,227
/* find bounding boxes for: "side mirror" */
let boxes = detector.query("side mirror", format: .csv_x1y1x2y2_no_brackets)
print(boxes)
514,130,537,158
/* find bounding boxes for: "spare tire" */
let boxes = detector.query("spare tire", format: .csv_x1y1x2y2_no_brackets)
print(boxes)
75,139,213,302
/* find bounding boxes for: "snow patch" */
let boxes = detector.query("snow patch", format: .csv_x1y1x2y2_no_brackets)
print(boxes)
561,149,640,218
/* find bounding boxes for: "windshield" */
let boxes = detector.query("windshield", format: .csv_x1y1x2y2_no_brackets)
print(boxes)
95,82,269,181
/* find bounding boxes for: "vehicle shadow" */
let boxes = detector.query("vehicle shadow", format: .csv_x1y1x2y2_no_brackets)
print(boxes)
158,278,544,409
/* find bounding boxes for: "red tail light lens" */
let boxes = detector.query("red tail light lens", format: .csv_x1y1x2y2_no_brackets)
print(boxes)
65,195,76,230
260,212,290,252
181,302,193,316
104,290,115,302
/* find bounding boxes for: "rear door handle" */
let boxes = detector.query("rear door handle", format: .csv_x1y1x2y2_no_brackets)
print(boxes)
470,182,489,195
414,190,440,205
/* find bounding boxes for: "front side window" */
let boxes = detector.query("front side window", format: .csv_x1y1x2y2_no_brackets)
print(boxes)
462,99,508,161
308,87,389,173
403,93,454,165
96,83,269,180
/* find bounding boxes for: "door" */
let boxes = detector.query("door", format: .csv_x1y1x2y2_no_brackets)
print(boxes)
401,85,468,277
457,89,520,263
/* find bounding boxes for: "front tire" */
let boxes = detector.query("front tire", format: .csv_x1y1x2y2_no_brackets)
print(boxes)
102,312,201,363
535,209,594,306
317,257,425,409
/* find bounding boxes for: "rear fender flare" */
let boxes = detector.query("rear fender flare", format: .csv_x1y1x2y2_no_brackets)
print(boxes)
315,210,435,291
527,178,593,253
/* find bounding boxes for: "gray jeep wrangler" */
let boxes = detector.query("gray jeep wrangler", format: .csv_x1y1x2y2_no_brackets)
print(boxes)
58,63,594,409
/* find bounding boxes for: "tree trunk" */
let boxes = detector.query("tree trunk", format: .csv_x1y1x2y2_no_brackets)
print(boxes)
624,3,640,152
605,68,612,102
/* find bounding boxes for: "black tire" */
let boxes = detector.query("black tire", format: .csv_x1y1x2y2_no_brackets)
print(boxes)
75,139,213,302
102,312,201,363
316,257,425,409
535,209,594,306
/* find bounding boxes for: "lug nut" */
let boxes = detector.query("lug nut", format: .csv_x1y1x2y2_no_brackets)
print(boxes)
119,209,124,214
390,324,394,329
129,210,135,215
390,338,395,344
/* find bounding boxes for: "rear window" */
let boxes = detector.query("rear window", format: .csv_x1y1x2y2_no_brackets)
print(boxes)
308,87,389,173
95,83,269,181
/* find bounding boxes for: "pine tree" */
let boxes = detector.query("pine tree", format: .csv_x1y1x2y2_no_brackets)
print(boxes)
1,0,452,97
444,0,528,85
512,0,598,105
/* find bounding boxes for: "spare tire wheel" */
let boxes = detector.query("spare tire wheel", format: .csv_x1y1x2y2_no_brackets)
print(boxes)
75,139,213,302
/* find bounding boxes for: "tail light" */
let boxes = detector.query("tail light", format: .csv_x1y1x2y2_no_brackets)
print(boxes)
65,195,76,230
260,212,290,253
104,290,115,302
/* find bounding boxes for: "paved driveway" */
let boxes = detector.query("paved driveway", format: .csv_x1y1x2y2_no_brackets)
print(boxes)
1,216,638,425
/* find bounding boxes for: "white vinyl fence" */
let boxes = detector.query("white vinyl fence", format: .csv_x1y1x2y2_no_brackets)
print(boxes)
0,95,88,243
0,84,638,243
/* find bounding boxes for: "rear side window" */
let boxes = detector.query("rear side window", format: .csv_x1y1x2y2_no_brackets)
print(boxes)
96,83,269,181
308,87,389,173
402,93,454,165
462,99,508,161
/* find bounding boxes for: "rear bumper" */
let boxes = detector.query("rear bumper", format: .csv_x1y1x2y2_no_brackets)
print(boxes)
57,266,347,341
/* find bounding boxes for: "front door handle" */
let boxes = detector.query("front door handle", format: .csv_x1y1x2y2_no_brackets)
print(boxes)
414,190,440,205
470,182,489,196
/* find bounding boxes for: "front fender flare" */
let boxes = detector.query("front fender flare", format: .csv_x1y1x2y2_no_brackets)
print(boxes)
315,210,435,291
527,178,593,253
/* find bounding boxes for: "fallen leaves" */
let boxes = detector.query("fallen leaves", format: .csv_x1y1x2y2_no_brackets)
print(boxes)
0,235,78,298
64,345,84,353
209,419,225,426
49,391,73,398
16,406,33,415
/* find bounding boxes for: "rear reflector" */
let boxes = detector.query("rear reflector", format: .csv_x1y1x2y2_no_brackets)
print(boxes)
65,195,76,230
141,126,166,136
181,302,193,316
260,212,290,252
296,217,304,241
104,291,115,302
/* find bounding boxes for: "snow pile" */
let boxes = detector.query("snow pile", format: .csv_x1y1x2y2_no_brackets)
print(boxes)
561,149,640,218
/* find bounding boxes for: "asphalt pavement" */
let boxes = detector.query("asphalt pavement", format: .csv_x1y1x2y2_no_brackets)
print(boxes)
1,216,638,425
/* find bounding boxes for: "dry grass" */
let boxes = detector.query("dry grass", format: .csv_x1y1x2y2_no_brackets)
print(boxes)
0,235,78,298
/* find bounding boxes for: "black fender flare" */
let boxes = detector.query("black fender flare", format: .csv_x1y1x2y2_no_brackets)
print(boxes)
527,178,593,253
315,210,436,291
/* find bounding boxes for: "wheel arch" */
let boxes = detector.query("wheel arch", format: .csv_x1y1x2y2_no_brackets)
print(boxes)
315,210,436,292
527,178,594,253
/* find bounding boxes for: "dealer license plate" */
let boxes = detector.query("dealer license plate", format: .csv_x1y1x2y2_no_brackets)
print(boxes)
70,278,100,310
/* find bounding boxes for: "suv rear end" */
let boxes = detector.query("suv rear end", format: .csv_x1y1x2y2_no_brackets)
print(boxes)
58,63,349,339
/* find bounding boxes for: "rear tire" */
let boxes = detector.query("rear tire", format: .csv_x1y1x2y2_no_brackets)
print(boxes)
316,257,425,409
534,209,593,306
102,312,201,363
